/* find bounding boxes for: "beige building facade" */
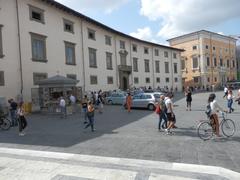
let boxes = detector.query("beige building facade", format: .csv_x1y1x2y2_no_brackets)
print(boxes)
168,30,237,89
0,0,183,105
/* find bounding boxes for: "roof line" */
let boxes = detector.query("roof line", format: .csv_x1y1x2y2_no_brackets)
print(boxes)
167,30,237,42
41,0,183,51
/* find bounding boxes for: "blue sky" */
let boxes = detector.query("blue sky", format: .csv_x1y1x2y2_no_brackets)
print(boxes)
55,0,240,45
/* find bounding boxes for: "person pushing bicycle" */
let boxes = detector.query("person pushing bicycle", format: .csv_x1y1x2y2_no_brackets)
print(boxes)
208,93,227,137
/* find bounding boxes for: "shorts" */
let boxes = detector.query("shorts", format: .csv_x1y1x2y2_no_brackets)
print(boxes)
166,113,175,122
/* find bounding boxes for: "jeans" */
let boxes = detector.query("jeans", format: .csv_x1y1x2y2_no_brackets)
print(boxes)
85,115,95,131
60,106,67,118
82,107,87,121
10,110,18,126
18,115,27,132
227,99,233,112
159,112,167,129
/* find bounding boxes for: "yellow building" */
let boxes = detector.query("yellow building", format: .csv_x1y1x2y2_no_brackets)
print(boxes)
168,30,237,89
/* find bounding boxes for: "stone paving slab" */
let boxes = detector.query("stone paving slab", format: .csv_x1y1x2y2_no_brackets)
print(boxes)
0,147,239,180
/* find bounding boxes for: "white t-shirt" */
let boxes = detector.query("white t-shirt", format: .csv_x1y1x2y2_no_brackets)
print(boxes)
224,87,228,93
165,97,173,113
70,95,76,103
227,94,234,100
210,100,224,114
60,99,66,107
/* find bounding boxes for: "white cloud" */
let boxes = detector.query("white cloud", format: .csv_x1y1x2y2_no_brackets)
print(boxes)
140,0,240,39
55,0,130,14
130,27,159,43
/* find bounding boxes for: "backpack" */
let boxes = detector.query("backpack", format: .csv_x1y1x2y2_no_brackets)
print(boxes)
205,104,211,117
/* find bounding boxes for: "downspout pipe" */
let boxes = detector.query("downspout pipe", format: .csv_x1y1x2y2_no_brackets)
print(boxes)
16,0,23,95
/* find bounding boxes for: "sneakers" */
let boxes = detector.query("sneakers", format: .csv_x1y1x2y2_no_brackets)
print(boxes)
19,132,25,136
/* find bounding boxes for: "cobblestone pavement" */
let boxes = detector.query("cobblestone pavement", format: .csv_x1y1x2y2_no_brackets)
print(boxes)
0,90,240,178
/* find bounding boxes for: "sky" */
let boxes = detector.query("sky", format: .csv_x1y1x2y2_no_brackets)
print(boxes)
55,0,240,45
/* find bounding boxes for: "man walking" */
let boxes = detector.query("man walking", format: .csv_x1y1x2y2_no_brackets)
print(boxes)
59,97,66,118
8,99,18,126
69,94,76,114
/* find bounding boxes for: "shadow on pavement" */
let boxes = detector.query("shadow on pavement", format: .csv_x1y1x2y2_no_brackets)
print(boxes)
0,106,153,148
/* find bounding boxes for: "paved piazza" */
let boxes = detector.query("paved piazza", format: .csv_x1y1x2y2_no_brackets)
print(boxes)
0,91,240,179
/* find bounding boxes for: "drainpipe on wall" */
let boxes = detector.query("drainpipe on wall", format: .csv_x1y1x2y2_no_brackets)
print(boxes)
114,34,119,89
80,19,86,95
129,40,133,88
16,0,23,96
170,50,174,91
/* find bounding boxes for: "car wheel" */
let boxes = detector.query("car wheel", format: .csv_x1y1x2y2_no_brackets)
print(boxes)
108,100,113,105
148,104,155,111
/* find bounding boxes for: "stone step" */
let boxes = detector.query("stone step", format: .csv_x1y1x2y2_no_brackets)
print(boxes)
0,147,239,180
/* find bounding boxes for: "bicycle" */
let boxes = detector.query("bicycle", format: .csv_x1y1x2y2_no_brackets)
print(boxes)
0,114,11,130
197,112,235,140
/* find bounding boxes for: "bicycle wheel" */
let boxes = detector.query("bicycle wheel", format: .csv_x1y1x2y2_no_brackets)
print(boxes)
197,121,213,140
221,119,235,137
0,118,11,130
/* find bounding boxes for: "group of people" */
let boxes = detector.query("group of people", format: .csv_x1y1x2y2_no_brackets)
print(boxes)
223,85,240,113
155,93,177,135
7,99,27,136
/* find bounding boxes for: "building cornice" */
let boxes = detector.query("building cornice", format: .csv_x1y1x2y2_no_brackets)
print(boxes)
40,0,184,52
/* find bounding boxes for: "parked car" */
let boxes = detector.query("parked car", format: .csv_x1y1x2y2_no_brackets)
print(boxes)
106,92,126,105
125,92,163,110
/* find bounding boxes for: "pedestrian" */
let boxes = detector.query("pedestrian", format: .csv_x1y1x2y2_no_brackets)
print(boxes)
69,94,76,114
82,95,88,123
185,88,192,111
223,85,228,98
59,97,66,118
8,99,18,126
227,90,234,113
126,93,132,113
157,95,167,131
235,88,240,105
84,101,96,132
17,102,27,136
208,93,227,137
164,93,175,135
97,91,104,113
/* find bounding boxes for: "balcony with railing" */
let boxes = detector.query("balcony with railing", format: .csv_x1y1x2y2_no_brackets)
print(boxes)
118,65,132,73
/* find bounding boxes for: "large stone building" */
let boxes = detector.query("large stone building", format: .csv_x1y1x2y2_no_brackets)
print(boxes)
168,30,237,88
0,0,183,104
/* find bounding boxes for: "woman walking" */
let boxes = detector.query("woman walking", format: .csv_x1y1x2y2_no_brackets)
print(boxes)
227,90,234,113
17,102,28,136
126,93,132,113
157,95,167,131
84,101,96,132
185,88,192,111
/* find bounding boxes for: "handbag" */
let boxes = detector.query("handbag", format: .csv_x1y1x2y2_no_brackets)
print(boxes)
155,105,161,114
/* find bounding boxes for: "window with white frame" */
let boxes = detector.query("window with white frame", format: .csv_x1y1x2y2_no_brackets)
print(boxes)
88,28,96,40
206,57,210,66
173,53,177,59
63,19,74,33
181,59,185,70
220,58,223,66
144,59,150,72
145,77,150,83
227,59,230,68
0,71,4,86
174,77,178,82
174,63,178,74
106,52,113,70
120,40,125,49
144,47,149,54
164,51,168,58
107,76,113,84
165,77,169,83
89,47,97,67
105,35,111,46
155,49,159,56
155,61,160,73
132,44,137,52
133,57,138,72
30,32,47,62
192,57,198,69
65,41,76,65
134,77,139,84
156,77,160,83
165,62,169,73
29,5,45,24
214,57,217,67
90,75,98,84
